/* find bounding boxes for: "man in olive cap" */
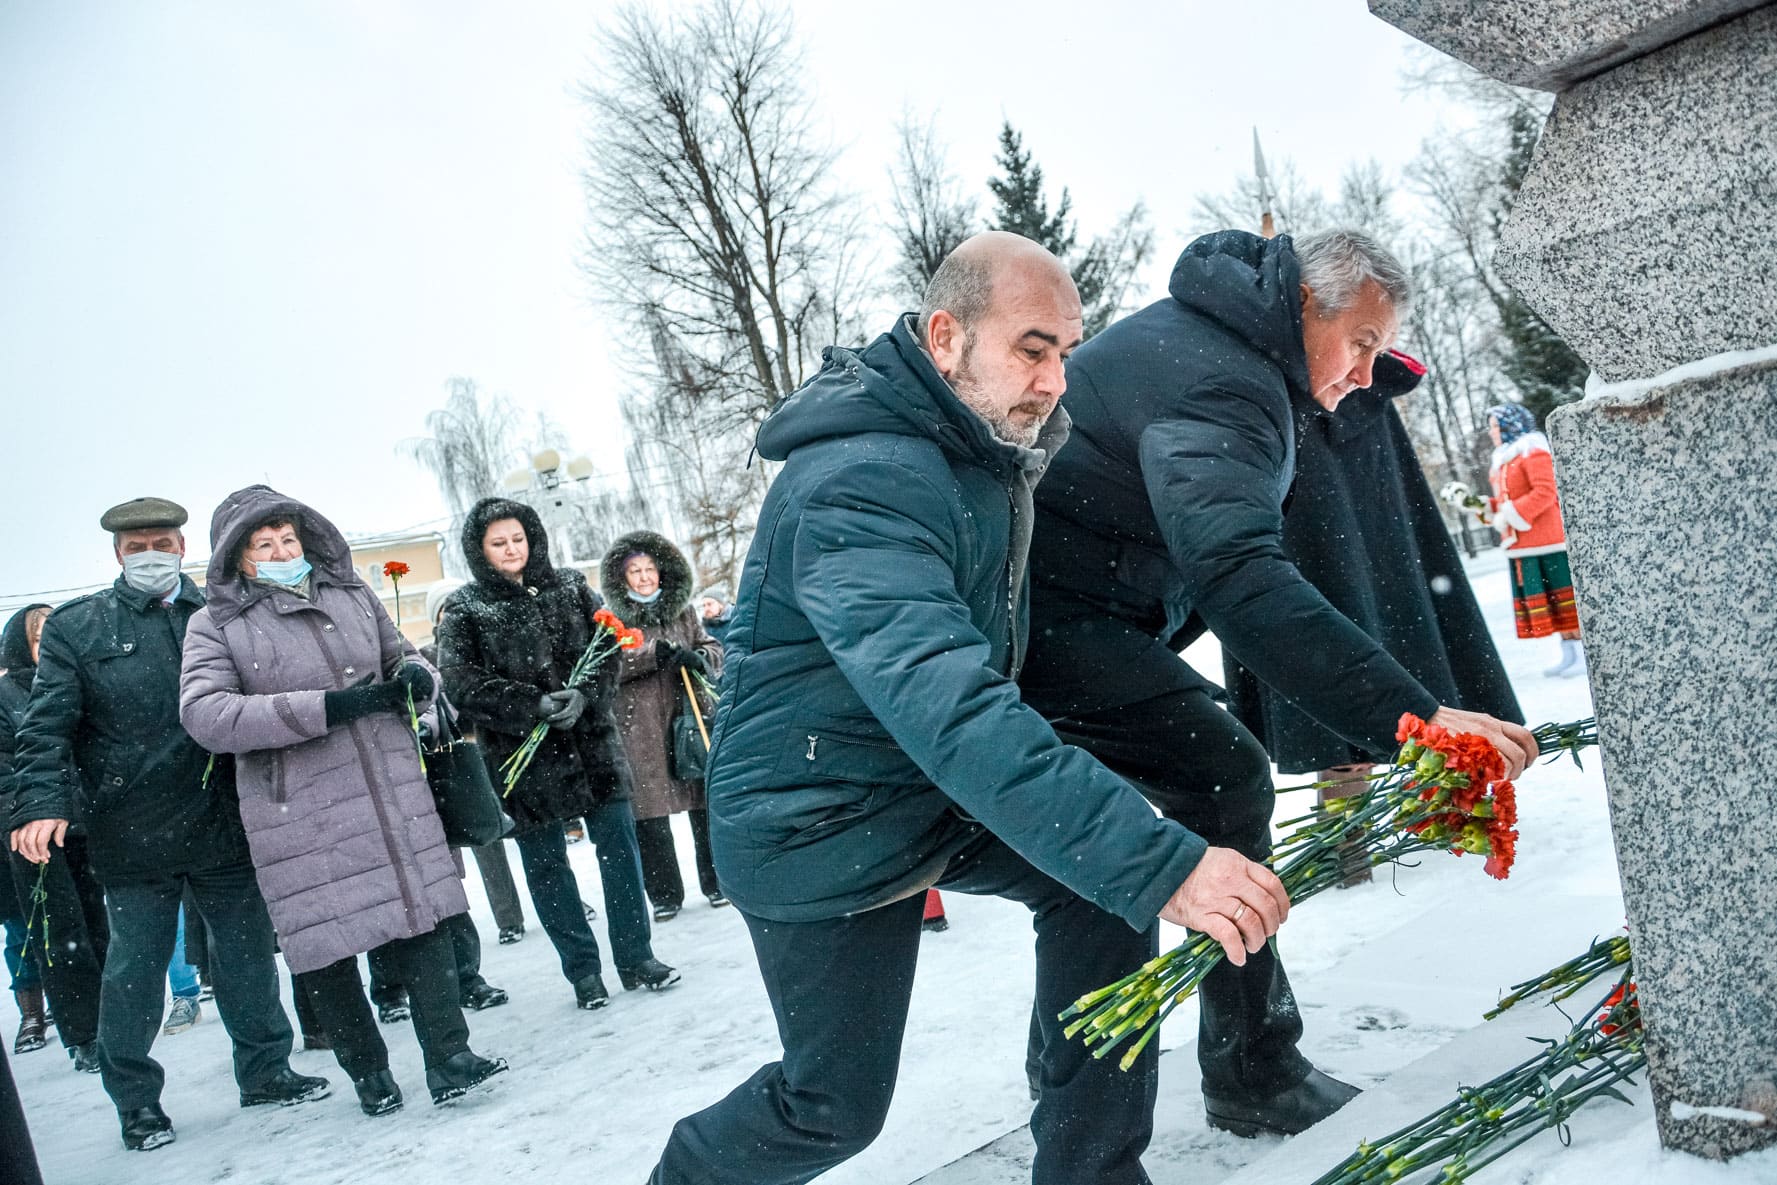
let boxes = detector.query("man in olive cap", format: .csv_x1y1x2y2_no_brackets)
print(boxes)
9,498,328,1152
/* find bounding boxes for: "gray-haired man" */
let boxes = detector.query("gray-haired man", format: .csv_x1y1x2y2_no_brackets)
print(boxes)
1020,229,1538,1136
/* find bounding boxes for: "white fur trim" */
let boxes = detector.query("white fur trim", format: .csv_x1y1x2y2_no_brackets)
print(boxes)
1497,498,1533,533
1489,432,1552,473
1506,542,1569,558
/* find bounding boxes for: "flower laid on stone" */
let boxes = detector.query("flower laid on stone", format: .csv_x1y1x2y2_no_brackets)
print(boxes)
1311,950,1643,1184
380,560,425,772
1484,931,1630,1020
499,607,643,797
1061,715,1598,1070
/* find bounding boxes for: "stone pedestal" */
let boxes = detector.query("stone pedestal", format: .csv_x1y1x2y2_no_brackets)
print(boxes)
1548,363,1777,1158
1371,0,1777,1160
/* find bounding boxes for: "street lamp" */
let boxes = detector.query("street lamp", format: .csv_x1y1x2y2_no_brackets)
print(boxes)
500,449,599,564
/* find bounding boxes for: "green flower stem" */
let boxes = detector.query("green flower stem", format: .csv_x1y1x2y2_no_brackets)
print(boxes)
406,686,427,775
20,859,51,969
1313,972,1640,1184
500,633,626,797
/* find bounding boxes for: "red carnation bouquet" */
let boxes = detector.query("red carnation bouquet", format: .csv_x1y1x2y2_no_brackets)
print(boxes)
1061,714,1596,1070
499,607,644,797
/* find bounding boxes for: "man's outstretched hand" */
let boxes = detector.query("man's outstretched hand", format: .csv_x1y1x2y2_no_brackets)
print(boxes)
1159,846,1290,966
1428,706,1539,779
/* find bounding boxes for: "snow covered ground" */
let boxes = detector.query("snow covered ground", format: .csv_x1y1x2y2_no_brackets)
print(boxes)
10,549,1777,1185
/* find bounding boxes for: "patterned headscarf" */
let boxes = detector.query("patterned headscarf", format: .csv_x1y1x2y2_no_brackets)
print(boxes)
1487,403,1537,444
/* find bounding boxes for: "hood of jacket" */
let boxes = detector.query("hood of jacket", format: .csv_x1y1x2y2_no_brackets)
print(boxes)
1168,230,1312,401
755,315,1070,480
599,530,696,630
203,486,361,627
460,497,559,598
0,602,49,692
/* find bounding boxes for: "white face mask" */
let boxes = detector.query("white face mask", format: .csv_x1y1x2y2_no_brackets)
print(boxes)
121,550,182,596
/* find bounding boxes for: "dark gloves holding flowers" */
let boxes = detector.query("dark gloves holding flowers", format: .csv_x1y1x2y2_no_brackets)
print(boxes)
537,688,587,731
324,664,435,729
653,638,709,679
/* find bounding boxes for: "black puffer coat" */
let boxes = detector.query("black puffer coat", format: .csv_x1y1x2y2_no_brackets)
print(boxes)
436,498,631,830
1023,231,1439,758
1223,353,1523,772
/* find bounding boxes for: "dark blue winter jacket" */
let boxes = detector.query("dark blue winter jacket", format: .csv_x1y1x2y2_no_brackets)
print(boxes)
1023,231,1440,756
706,316,1203,930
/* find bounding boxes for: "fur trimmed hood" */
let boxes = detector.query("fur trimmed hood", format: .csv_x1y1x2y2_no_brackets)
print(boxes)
599,530,695,629
202,486,361,627
461,497,560,597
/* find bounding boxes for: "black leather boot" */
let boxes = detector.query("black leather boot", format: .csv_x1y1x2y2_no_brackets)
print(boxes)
426,1051,508,1104
239,1067,332,1107
1204,1068,1361,1138
119,1103,175,1151
13,989,48,1053
617,958,681,992
353,1069,404,1117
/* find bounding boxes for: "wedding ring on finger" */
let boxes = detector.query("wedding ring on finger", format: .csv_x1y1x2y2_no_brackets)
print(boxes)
1231,903,1247,923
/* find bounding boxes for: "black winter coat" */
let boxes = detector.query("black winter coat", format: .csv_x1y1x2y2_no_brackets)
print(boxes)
11,576,245,883
705,316,1201,930
1022,232,1439,758
1222,358,1523,772
0,604,49,825
437,498,631,831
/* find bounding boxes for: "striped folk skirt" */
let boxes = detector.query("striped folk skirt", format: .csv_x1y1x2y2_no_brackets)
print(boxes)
1509,549,1581,638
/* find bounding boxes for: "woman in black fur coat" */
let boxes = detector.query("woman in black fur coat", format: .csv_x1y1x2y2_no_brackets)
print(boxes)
437,498,681,1008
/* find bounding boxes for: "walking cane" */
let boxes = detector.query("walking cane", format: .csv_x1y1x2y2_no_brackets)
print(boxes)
679,666,711,750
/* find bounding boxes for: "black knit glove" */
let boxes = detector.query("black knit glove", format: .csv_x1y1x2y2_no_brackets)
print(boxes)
652,638,680,671
323,680,405,729
392,663,434,703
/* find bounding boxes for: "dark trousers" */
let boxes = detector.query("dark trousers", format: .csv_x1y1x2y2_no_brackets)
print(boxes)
634,808,719,909
98,861,293,1111
1047,686,1310,1099
368,912,488,1006
512,803,653,985
652,829,1158,1185
8,842,107,1049
296,926,469,1078
468,840,525,932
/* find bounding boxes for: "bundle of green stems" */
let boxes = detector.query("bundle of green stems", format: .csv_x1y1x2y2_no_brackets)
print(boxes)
1311,968,1642,1185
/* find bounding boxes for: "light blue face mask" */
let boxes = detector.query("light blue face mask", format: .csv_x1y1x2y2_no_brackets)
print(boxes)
255,556,312,586
628,585,663,604
121,550,183,596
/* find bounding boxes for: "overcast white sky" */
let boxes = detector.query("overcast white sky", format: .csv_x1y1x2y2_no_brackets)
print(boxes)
0,0,1467,603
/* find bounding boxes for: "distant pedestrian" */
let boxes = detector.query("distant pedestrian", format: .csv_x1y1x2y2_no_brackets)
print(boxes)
1485,403,1585,676
600,532,726,921
696,590,732,646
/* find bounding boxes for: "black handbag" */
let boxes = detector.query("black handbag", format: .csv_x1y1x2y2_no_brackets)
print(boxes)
668,666,712,783
424,704,512,848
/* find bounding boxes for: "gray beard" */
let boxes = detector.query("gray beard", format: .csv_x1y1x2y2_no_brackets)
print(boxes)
951,353,1046,450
